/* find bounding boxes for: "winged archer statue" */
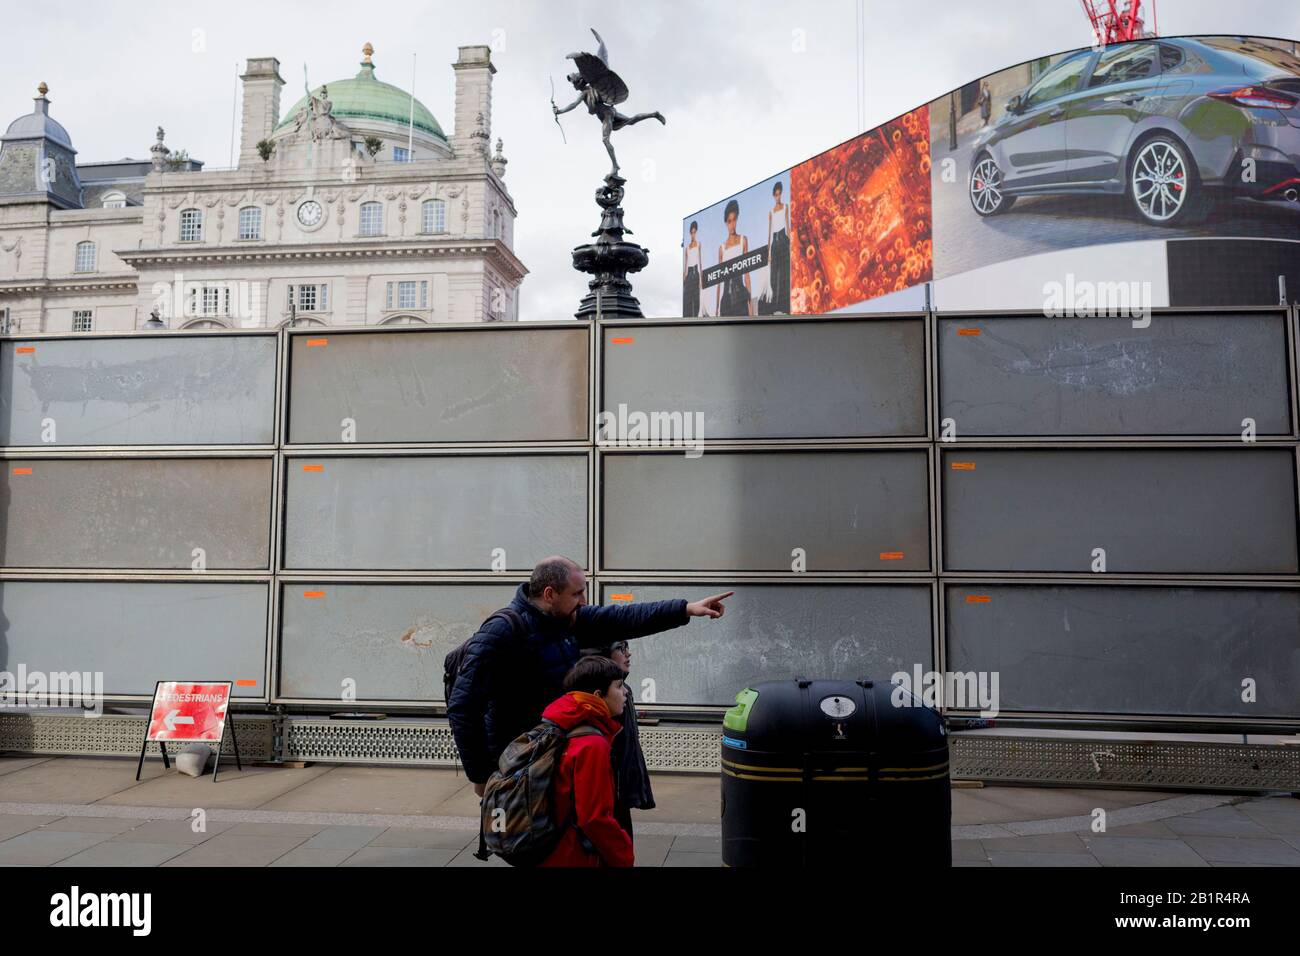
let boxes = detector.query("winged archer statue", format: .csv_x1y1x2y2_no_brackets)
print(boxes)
553,28,665,179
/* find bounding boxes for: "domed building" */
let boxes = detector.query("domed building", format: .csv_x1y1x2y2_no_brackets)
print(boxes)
0,42,524,333
273,45,451,163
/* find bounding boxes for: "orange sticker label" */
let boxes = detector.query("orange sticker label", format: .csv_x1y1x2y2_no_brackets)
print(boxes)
957,328,981,337
610,337,635,344
303,591,325,599
302,464,324,472
966,595,991,604
235,679,258,687
609,593,634,601
879,551,905,561
306,338,328,347
951,461,976,471
15,346,35,354
11,467,32,475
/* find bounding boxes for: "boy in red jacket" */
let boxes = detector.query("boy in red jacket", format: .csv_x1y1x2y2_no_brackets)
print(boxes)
539,656,635,867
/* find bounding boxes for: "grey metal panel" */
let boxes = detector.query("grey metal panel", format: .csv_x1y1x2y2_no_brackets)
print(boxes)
0,580,268,698
286,328,588,444
937,313,1292,436
0,336,277,446
945,584,1300,718
942,449,1298,573
278,582,519,701
602,451,930,571
603,582,932,706
602,320,926,439
283,455,588,570
1,458,273,569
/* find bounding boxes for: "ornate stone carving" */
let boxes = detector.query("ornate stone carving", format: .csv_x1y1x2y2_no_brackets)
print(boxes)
150,126,169,172
0,235,23,271
290,85,354,142
470,111,490,157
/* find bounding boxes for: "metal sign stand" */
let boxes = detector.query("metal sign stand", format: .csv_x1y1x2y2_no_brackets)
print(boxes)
135,680,243,783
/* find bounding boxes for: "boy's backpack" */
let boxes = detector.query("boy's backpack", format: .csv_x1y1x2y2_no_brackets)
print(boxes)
476,719,602,865
443,607,525,705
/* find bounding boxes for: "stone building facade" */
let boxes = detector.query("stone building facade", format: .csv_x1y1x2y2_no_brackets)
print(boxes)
0,43,525,333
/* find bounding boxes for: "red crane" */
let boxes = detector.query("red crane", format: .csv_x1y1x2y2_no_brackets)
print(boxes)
1079,0,1156,45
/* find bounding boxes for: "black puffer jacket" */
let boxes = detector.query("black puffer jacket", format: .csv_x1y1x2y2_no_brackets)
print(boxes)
447,583,688,784
610,684,655,811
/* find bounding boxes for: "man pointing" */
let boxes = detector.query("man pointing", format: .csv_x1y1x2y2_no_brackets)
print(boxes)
448,555,732,794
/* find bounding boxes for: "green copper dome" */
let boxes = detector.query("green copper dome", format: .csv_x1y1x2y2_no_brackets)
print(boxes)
277,59,446,143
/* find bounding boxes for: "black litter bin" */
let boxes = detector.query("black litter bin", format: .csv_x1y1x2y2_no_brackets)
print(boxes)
720,678,950,867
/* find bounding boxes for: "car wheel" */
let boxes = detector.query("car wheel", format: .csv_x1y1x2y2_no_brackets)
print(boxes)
1128,135,1209,226
969,154,1016,216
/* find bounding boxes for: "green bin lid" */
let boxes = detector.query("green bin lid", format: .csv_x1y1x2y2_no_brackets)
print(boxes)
723,688,759,734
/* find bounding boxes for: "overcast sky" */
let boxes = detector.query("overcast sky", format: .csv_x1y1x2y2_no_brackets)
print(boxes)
6,1,1298,318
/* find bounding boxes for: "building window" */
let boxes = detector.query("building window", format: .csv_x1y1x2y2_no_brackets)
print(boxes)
393,146,410,163
238,206,262,240
185,285,232,317
179,208,203,242
422,199,445,234
492,210,502,239
72,310,93,332
359,202,383,237
0,308,8,333
386,280,428,310
74,241,96,273
202,286,230,315
287,284,329,313
101,191,126,209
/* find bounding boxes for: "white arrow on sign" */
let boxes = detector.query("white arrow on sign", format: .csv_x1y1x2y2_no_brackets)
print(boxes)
163,710,196,732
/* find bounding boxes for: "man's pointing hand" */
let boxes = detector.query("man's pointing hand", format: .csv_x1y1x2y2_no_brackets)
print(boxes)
686,592,734,619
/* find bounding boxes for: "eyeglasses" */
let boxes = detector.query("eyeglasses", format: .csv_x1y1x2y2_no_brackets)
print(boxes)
610,642,630,654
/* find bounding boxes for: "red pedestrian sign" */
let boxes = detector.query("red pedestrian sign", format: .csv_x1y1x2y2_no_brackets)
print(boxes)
146,681,231,742
137,681,243,782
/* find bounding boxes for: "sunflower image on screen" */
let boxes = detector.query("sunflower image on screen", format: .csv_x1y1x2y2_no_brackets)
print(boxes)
716,199,753,317
792,104,933,313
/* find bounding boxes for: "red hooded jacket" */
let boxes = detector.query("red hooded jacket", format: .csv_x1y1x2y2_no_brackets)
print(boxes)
539,692,635,868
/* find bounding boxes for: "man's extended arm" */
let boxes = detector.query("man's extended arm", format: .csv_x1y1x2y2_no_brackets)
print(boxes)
575,591,733,642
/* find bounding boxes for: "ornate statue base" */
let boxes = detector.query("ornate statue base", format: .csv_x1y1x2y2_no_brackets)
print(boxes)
572,175,648,320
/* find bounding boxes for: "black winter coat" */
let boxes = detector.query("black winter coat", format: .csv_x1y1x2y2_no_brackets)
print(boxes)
447,582,688,784
612,686,655,811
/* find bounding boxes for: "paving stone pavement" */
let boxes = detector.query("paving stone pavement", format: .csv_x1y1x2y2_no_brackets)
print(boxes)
0,756,1296,867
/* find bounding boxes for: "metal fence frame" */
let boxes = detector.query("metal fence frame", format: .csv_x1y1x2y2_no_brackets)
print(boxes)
2,308,1297,733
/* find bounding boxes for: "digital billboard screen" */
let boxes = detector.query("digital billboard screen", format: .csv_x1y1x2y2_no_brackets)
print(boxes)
683,35,1300,315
